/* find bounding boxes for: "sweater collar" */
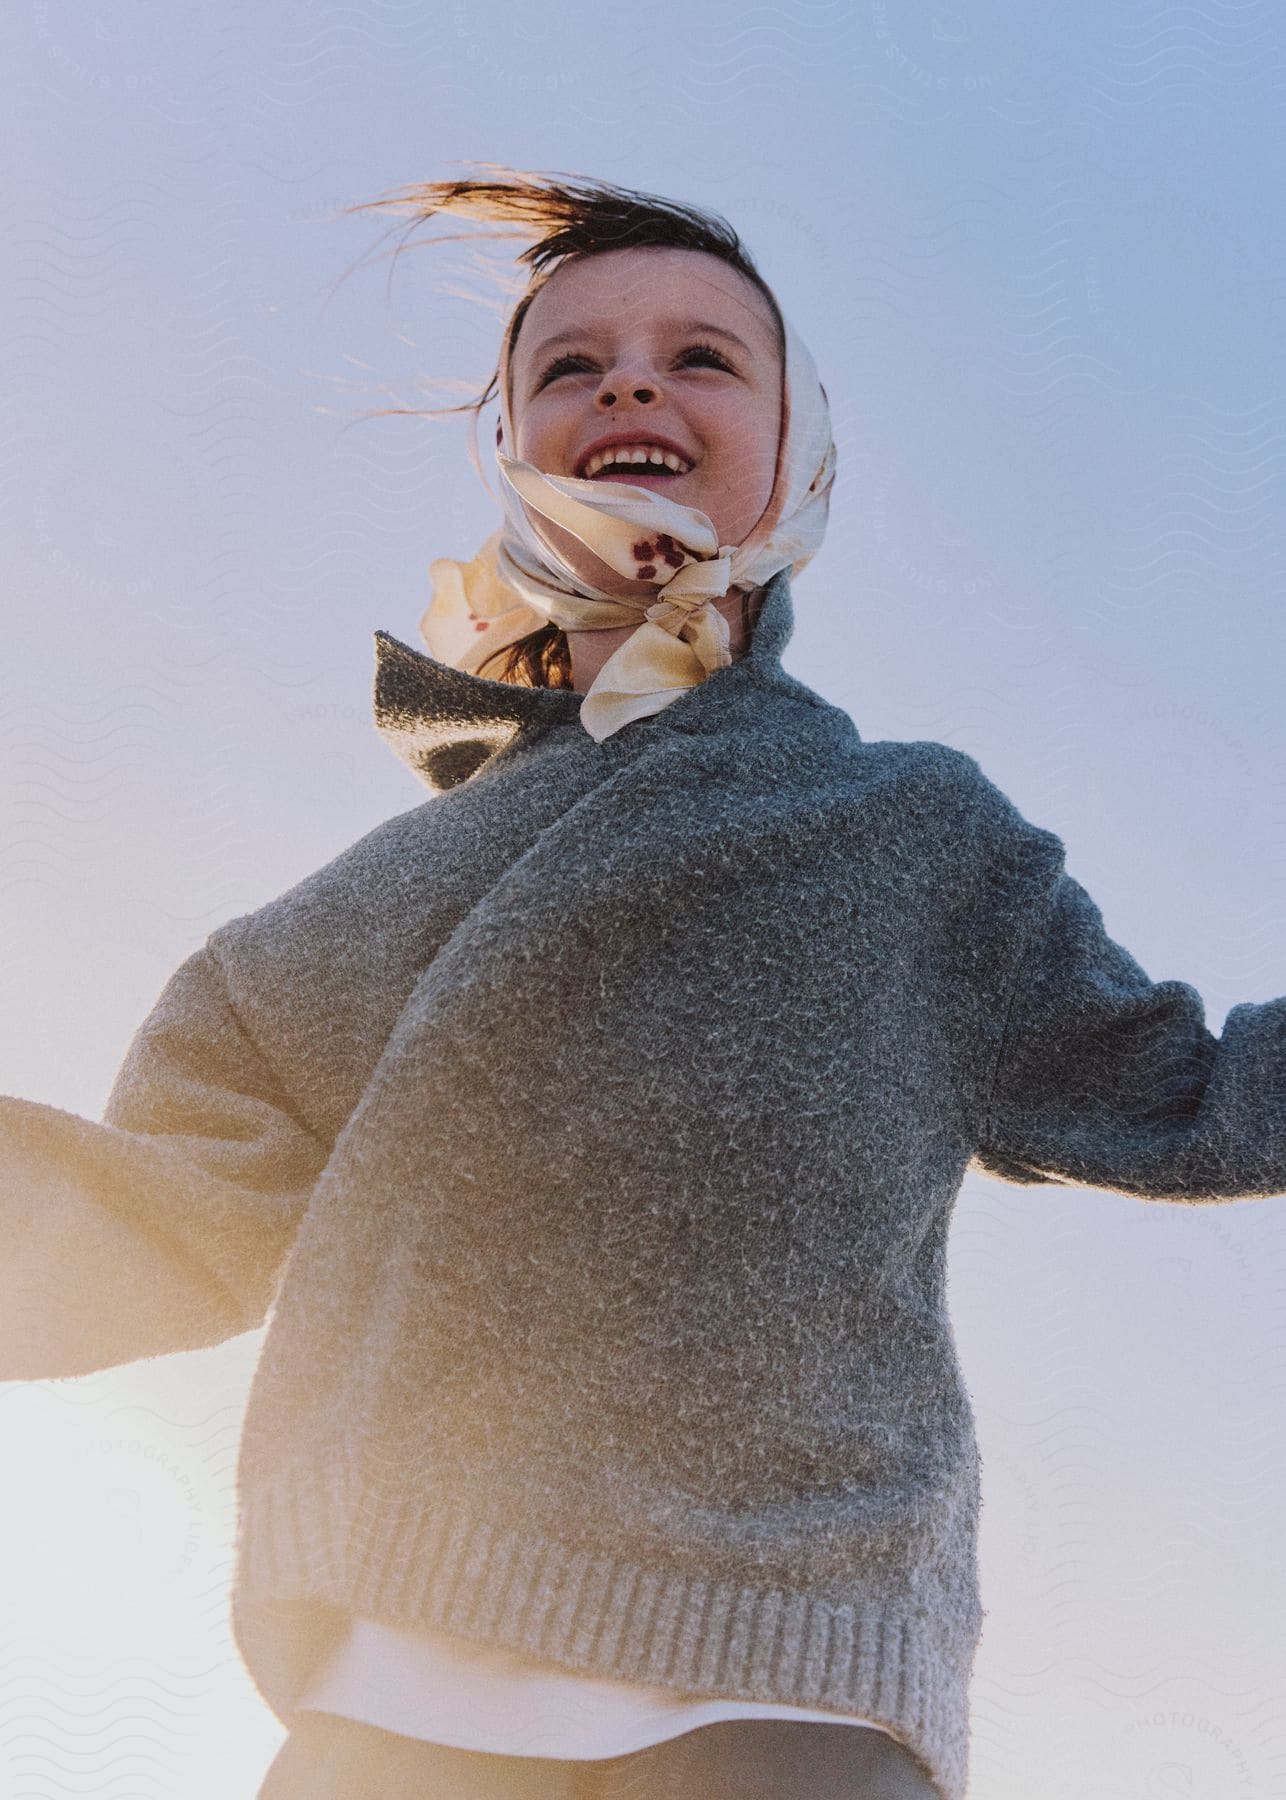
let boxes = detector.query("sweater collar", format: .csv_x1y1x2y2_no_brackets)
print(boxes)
372,567,799,795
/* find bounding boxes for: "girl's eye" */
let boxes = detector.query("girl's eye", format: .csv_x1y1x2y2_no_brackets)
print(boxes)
536,341,735,389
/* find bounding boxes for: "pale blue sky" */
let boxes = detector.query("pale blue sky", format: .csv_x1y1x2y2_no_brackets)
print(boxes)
3,6,1285,1796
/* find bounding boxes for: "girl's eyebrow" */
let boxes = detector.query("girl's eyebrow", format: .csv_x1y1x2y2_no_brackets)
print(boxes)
530,319,754,360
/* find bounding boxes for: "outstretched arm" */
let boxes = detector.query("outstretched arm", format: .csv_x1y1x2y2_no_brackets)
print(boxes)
973,868,1286,1201
2,941,331,1380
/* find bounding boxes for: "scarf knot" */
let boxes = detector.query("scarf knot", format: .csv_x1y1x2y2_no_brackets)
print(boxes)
643,549,735,670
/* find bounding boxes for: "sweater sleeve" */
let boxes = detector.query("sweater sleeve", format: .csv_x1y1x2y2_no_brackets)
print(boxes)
1,941,331,1380
973,869,1286,1201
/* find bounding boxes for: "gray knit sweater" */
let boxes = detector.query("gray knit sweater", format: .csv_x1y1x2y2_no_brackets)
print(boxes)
4,570,1283,1800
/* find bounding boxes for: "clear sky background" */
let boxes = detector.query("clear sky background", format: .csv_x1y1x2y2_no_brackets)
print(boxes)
2,6,1285,1797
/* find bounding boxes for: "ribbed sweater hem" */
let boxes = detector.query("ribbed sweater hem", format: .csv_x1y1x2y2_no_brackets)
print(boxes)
231,1461,978,1800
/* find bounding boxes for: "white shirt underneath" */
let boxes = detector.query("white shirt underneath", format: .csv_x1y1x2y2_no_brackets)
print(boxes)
297,1615,894,1760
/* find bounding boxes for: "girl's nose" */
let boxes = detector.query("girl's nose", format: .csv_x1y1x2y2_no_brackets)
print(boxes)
594,374,657,408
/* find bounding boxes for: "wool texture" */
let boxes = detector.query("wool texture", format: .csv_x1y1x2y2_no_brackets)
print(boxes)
4,569,1283,1800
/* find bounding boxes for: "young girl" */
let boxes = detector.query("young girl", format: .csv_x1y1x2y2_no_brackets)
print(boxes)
4,168,1283,1800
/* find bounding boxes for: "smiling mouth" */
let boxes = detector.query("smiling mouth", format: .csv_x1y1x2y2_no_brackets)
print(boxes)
579,447,697,480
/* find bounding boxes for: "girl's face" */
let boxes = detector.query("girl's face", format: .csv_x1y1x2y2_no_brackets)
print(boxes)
505,247,784,599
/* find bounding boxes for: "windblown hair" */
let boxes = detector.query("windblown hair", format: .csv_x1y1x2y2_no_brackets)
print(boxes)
343,164,784,690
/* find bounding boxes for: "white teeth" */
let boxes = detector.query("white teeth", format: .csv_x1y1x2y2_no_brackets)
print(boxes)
583,444,694,478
